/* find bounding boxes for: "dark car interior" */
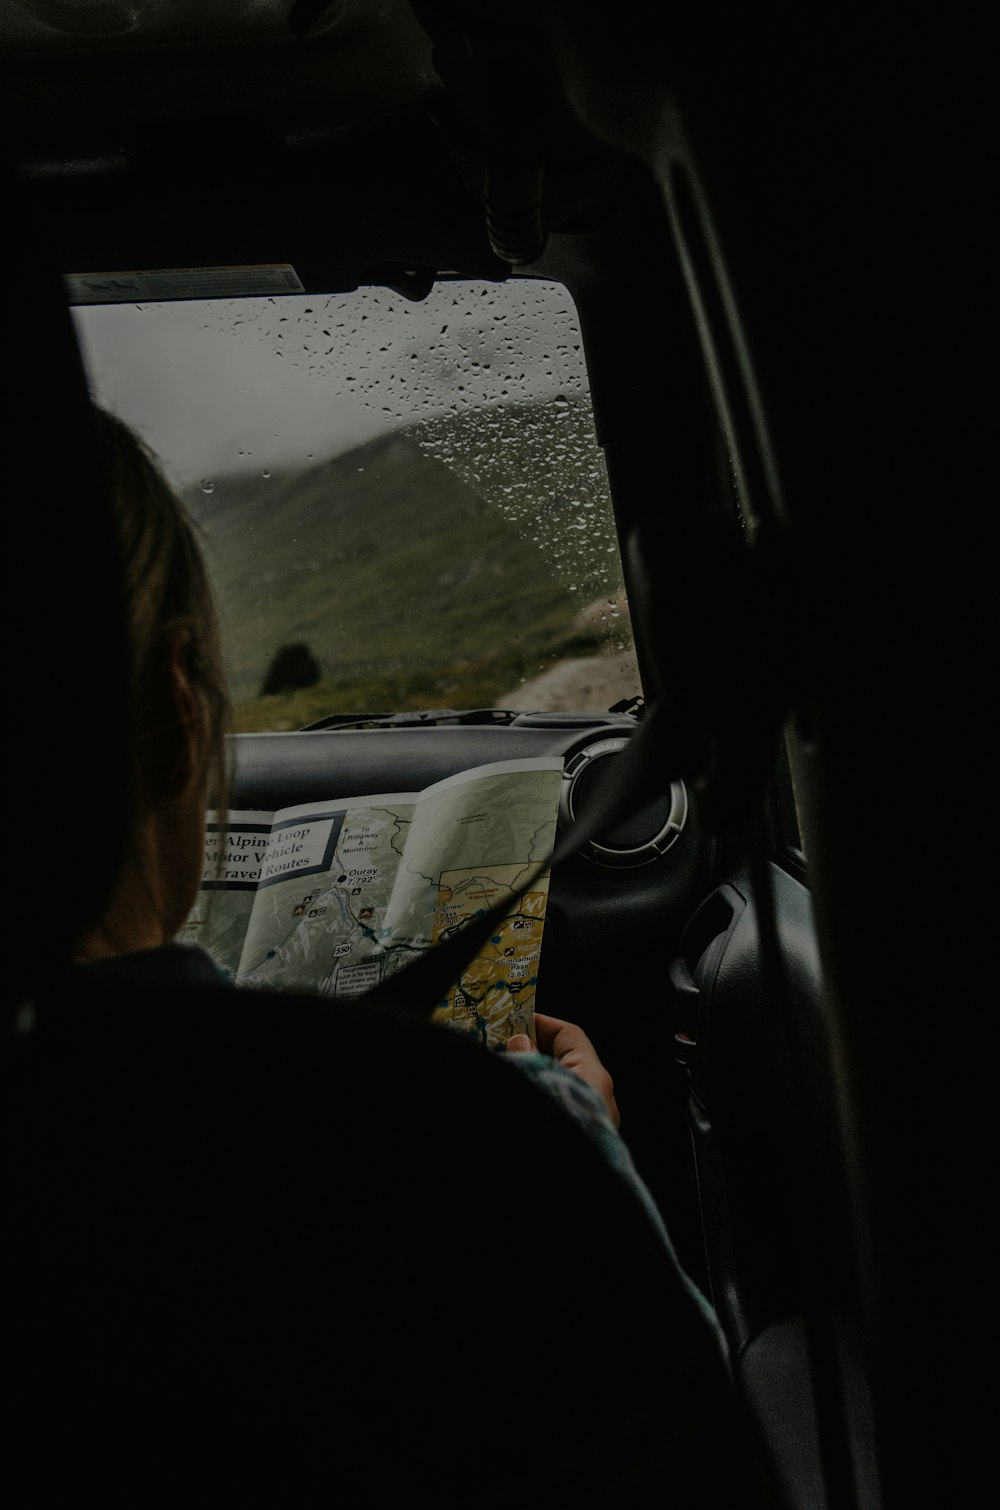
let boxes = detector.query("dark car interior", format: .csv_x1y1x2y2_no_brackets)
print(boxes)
1,3,981,1508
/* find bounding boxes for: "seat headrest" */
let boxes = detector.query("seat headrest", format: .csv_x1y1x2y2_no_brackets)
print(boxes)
0,162,132,996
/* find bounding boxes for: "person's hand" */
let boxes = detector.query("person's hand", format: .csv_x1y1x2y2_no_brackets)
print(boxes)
508,1012,620,1129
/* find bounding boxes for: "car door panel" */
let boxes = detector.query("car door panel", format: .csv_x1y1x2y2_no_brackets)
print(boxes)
672,860,878,1505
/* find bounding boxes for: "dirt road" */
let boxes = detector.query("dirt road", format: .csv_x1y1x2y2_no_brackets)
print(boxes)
499,649,641,713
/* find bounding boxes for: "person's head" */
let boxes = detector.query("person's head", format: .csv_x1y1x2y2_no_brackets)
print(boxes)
75,407,229,961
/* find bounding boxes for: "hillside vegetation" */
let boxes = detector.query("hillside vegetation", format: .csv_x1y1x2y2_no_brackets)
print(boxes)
185,420,611,731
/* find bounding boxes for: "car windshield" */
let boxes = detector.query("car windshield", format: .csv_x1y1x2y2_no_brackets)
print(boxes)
72,275,641,731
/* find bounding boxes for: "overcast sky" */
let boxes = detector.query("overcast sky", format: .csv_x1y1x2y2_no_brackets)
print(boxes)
72,280,587,489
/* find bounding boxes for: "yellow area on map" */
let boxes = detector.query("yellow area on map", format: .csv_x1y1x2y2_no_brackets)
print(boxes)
430,864,548,1049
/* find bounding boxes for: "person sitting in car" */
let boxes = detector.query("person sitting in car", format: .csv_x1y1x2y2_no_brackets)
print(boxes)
75,407,627,1135
10,403,754,1507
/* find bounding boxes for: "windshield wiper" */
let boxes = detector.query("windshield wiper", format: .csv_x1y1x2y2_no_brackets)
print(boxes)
298,698,645,732
298,707,524,732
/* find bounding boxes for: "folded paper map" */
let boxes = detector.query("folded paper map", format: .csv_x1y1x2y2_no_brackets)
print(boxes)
178,756,563,1049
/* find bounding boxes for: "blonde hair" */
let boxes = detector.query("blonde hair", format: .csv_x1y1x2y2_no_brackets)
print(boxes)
93,406,230,820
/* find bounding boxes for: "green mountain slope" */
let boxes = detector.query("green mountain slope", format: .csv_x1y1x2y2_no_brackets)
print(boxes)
185,425,602,730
